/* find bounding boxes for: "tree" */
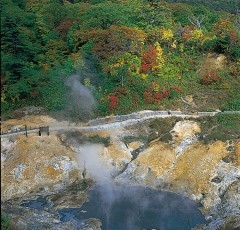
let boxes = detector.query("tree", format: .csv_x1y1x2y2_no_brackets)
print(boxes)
103,52,141,86
92,25,147,59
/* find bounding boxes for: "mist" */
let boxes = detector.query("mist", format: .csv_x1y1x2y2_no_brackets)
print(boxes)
74,143,205,230
76,144,116,227
64,75,97,121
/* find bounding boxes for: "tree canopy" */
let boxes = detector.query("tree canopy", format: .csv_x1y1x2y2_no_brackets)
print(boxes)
1,0,239,116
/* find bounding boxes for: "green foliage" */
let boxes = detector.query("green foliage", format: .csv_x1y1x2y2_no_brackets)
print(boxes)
1,214,11,230
164,0,240,13
197,114,240,143
222,98,240,111
122,134,149,144
1,0,239,117
65,131,110,146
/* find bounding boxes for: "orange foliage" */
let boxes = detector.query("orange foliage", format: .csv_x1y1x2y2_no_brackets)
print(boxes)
229,29,237,42
109,94,119,109
92,25,147,59
140,45,157,72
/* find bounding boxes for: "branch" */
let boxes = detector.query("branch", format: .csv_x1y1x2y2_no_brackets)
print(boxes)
180,97,195,107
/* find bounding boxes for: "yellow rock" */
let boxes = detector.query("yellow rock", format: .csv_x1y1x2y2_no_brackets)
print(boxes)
127,141,144,151
166,141,229,198
171,120,201,141
134,141,175,177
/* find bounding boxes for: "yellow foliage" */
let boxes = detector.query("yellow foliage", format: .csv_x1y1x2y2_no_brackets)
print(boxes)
38,61,50,70
117,58,125,65
179,43,184,52
171,40,177,48
190,29,203,40
152,42,164,71
141,73,148,79
161,28,173,41
83,78,91,86
1,92,6,103
152,81,160,92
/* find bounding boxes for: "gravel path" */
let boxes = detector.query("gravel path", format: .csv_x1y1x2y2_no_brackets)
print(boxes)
1,110,239,137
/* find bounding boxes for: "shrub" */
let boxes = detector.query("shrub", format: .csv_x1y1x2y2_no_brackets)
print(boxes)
109,94,120,110
200,69,221,85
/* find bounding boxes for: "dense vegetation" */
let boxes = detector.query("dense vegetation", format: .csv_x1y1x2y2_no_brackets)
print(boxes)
1,0,240,118
1,214,11,230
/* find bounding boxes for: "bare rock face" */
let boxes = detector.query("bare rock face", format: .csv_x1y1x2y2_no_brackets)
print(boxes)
127,141,144,152
115,141,176,186
1,134,81,201
101,135,132,176
114,120,240,229
1,115,239,229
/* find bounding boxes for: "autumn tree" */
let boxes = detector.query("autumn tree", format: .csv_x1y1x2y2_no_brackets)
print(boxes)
92,25,147,59
103,52,141,86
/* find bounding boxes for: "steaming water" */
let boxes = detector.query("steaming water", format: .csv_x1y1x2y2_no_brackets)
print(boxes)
58,185,206,230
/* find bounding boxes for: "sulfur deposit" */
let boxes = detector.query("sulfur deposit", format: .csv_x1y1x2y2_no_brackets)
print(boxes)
1,115,239,229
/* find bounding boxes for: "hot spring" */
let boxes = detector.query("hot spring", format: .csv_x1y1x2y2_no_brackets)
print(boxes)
22,184,206,230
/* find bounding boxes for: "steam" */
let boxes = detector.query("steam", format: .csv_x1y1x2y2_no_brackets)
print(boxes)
76,144,111,185
65,75,97,121
75,144,205,229
76,144,115,228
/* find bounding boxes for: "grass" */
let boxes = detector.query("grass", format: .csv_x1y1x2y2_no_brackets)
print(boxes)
64,131,110,146
196,114,240,143
121,134,149,145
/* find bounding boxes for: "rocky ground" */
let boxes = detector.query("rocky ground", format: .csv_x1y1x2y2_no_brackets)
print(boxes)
1,114,240,229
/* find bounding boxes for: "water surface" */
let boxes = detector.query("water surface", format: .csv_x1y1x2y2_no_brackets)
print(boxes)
58,185,206,230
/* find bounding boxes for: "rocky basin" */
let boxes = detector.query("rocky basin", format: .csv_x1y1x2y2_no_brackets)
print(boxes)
1,115,240,229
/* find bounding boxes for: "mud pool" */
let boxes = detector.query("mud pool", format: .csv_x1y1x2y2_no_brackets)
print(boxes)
20,185,206,230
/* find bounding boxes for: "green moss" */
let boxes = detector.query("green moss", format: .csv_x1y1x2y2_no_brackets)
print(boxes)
122,135,149,145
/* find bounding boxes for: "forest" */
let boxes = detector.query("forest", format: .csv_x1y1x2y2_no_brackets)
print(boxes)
1,0,240,119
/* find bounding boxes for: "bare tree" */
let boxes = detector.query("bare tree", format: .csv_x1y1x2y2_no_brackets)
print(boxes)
235,9,240,30
188,15,205,30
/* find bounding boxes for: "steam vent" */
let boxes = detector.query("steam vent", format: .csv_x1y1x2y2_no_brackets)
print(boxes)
1,0,240,229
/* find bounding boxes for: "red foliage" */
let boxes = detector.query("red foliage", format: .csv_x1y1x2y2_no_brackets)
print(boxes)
109,94,119,109
182,33,190,40
143,89,164,103
162,89,170,98
144,89,155,103
188,25,195,30
141,63,152,72
229,29,237,42
154,92,163,100
140,45,157,72
200,69,221,85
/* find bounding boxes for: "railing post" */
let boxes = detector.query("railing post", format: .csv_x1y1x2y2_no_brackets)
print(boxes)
25,125,28,137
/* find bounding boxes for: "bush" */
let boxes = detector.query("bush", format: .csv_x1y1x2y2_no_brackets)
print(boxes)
200,69,221,85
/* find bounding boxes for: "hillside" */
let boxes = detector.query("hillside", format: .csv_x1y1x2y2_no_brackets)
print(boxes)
1,0,239,120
